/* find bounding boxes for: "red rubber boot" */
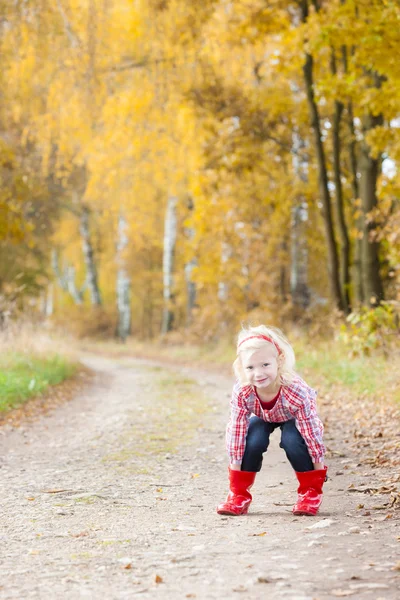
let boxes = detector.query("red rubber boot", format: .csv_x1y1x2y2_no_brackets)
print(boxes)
292,466,328,516
217,468,256,516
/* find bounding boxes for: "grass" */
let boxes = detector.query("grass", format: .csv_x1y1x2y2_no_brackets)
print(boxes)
0,353,77,413
296,347,379,393
294,340,400,403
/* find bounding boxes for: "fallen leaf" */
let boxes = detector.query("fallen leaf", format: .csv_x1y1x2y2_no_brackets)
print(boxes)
349,583,389,590
249,532,267,537
26,497,36,501
124,563,132,570
155,575,163,584
349,526,360,534
191,473,200,479
232,586,247,592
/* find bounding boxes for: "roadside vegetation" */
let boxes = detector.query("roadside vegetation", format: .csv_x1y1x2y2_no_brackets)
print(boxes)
0,322,78,415
0,353,77,413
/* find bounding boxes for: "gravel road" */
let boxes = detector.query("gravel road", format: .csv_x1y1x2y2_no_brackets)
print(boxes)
0,354,399,600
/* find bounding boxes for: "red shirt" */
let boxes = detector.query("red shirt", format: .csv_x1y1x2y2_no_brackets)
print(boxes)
255,387,280,411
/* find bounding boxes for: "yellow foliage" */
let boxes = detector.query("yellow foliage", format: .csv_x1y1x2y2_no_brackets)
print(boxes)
1,0,399,333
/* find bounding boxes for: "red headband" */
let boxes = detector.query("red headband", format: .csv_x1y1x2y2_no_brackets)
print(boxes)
237,334,282,355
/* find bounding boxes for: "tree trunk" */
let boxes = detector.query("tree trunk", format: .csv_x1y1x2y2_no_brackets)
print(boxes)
331,50,351,313
301,2,343,311
359,114,384,305
51,248,86,304
184,260,197,325
290,128,310,309
40,283,54,317
332,99,351,313
342,45,364,306
217,241,231,302
80,205,102,306
45,283,54,317
347,100,364,306
161,196,177,334
115,212,131,342
290,203,310,308
183,199,197,326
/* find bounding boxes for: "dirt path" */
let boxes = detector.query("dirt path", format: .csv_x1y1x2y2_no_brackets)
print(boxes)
0,354,399,600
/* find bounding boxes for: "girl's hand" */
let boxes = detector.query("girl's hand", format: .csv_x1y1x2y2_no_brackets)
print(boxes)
230,463,241,471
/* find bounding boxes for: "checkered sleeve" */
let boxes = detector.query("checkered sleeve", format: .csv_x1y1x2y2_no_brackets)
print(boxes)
288,382,325,463
225,383,251,465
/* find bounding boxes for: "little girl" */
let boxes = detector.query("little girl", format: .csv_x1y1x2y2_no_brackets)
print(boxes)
217,325,327,517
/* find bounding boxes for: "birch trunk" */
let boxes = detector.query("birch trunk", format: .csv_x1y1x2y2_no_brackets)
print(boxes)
290,203,310,308
161,196,177,334
40,284,54,317
51,249,85,305
184,199,197,326
184,259,197,325
218,242,231,302
45,284,54,317
80,206,102,306
115,212,131,341
290,128,310,309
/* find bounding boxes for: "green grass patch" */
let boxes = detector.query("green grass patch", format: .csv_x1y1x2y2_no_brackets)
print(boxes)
295,340,400,403
296,348,380,394
0,353,77,413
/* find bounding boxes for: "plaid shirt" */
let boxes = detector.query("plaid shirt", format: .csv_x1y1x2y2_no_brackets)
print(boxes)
226,375,325,465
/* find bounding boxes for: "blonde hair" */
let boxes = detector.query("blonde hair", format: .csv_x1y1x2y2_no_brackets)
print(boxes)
233,324,296,387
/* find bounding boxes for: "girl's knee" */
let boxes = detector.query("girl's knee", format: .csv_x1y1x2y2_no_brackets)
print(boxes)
245,438,270,456
280,427,304,452
245,421,270,455
247,420,270,444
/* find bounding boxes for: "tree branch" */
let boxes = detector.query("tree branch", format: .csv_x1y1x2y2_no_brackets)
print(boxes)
55,0,81,49
100,57,172,75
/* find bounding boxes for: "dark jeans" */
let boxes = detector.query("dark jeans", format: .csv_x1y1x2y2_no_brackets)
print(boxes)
241,416,314,473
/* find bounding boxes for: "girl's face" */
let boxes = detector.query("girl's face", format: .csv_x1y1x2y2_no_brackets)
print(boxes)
242,345,281,390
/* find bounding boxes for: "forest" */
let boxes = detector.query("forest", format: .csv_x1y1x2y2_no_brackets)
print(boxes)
1,4,400,598
0,0,399,345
